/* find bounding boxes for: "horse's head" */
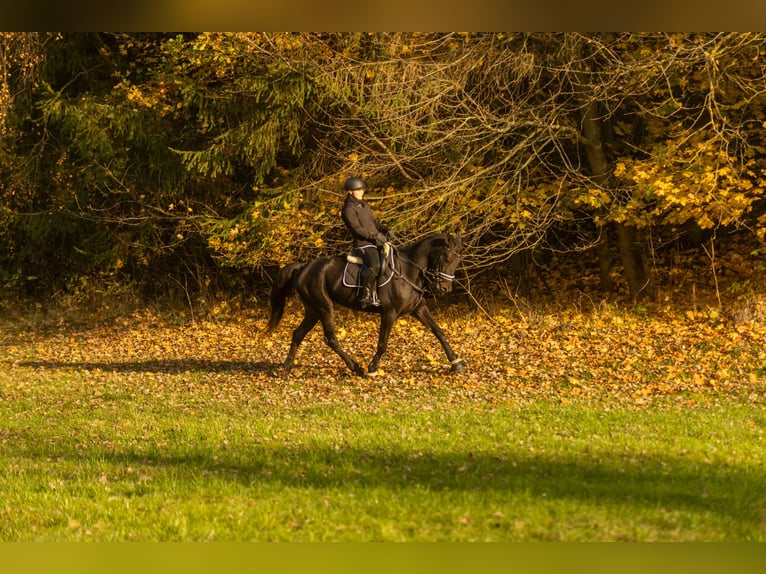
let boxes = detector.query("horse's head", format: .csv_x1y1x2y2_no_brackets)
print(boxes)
428,233,462,293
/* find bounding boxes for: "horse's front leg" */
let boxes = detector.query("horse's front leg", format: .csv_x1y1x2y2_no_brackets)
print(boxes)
411,303,466,373
368,310,397,375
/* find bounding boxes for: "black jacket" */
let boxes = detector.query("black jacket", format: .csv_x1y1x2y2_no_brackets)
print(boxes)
341,195,385,247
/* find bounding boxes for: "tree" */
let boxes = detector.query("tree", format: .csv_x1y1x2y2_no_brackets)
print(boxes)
0,33,214,297
524,33,766,300
188,33,583,273
608,33,766,299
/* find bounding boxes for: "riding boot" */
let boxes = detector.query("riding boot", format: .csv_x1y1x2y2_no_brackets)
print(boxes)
359,268,380,308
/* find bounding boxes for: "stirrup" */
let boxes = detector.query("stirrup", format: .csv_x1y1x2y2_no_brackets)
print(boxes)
360,291,380,308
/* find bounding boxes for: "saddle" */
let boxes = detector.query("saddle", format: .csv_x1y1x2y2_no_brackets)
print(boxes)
342,243,394,288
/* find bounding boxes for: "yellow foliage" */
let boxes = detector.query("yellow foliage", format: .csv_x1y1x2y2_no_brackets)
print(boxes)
611,139,766,229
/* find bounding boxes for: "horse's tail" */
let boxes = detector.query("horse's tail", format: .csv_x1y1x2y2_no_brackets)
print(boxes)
267,262,304,333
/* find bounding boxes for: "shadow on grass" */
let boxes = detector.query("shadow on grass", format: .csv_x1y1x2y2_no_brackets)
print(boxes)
12,436,766,532
17,359,282,376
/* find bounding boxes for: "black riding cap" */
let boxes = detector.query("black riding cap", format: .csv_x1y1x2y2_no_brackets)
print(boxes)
344,177,367,191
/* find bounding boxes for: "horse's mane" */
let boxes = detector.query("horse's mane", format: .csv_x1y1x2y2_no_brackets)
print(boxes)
404,233,448,257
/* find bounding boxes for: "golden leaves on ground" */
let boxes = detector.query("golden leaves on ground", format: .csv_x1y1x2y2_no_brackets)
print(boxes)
459,308,766,407
1,302,764,410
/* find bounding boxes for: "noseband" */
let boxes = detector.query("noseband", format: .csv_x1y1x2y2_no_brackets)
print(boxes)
425,247,458,288
426,269,456,283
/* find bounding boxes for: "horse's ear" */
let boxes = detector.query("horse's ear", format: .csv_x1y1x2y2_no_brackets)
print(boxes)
449,231,462,251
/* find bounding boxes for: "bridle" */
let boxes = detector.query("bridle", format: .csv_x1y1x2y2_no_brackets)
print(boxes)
392,242,459,293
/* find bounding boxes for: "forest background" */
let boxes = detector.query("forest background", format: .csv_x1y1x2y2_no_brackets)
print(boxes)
2,32,766,312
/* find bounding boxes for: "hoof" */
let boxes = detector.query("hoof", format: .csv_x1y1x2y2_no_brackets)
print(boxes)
450,359,466,374
352,364,367,377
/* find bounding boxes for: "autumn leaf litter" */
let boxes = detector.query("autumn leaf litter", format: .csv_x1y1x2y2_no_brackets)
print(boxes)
1,301,764,411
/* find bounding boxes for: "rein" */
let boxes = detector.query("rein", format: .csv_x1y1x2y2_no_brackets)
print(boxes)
391,251,425,294
390,243,455,293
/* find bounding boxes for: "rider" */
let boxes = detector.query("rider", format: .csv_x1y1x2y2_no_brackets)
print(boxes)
341,176,390,308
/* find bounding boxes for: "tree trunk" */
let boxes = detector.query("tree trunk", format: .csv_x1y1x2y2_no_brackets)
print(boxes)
597,233,613,292
614,221,650,301
578,96,648,299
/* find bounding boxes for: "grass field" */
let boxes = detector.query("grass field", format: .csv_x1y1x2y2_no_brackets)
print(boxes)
0,301,764,541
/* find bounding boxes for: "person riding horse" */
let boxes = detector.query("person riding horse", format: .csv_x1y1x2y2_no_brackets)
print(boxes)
341,177,391,308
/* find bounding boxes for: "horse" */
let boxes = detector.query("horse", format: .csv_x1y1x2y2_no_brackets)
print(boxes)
267,233,466,376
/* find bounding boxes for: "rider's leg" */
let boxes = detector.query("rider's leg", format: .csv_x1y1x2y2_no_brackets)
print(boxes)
360,247,381,307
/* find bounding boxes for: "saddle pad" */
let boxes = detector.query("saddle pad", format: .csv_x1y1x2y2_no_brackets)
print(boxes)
342,246,395,288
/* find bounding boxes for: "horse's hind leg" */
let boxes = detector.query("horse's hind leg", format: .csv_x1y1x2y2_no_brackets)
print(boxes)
368,310,396,375
317,309,365,376
284,310,320,371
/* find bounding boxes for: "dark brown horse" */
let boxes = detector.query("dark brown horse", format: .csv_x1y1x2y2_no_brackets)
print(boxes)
267,233,465,376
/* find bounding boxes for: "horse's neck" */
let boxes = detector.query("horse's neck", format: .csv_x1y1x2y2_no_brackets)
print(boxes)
400,241,432,283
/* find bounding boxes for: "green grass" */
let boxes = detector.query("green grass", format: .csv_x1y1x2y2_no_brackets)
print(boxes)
1,372,764,541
